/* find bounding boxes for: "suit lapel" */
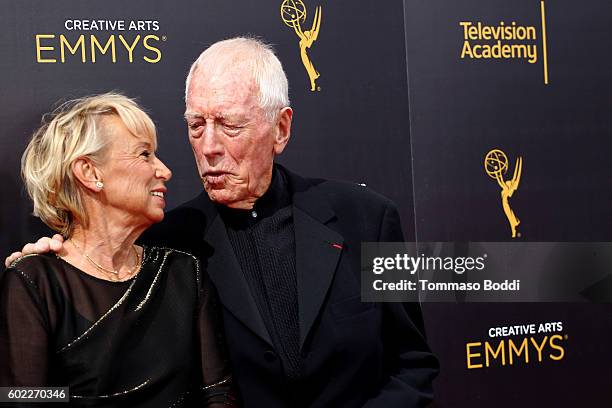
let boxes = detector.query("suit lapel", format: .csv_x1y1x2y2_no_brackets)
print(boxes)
294,207,344,349
191,166,345,350
204,214,272,346
285,166,345,349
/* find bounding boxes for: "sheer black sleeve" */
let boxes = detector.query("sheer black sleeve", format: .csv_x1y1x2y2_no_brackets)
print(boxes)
197,267,239,407
0,267,49,386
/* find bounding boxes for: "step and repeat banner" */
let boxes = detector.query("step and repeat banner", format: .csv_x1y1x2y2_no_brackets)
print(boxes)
1,0,610,406
0,0,415,253
404,0,612,406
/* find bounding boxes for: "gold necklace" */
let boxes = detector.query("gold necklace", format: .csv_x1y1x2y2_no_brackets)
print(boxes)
69,240,140,280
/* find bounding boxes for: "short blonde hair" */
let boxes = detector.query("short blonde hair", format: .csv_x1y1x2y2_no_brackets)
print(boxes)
21,92,156,237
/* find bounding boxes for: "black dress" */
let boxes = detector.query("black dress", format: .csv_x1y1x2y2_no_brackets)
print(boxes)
0,246,236,407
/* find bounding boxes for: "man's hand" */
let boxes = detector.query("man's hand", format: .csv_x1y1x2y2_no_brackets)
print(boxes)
4,234,65,268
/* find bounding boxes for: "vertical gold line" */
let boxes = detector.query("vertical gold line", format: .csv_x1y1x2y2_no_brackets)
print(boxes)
540,1,549,84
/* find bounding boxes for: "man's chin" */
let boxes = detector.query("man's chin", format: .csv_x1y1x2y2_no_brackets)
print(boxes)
206,189,233,206
206,190,255,209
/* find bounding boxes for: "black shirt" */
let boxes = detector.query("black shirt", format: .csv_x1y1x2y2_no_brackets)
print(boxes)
220,168,301,380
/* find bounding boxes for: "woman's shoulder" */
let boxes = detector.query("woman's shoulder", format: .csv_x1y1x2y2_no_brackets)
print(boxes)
143,246,207,294
2,253,65,293
6,253,65,285
9,252,62,268
144,246,198,261
143,246,201,271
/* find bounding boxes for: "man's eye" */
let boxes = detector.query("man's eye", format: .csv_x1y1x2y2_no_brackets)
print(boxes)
140,151,151,158
189,122,203,130
223,124,241,134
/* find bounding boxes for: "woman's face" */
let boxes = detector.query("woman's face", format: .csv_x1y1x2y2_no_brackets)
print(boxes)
96,115,172,228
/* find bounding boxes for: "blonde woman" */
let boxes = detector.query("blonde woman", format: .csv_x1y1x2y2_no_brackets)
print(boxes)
0,94,236,407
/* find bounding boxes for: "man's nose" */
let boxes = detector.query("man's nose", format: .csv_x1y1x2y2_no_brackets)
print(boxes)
201,124,224,157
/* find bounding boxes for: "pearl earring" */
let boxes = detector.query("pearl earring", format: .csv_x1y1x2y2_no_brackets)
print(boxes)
95,181,104,189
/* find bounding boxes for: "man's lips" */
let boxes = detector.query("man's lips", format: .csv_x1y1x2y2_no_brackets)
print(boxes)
203,171,229,185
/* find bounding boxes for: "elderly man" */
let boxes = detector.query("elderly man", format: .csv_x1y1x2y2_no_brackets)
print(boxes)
7,37,438,407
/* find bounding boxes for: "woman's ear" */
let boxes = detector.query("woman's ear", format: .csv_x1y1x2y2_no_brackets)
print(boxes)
72,158,104,192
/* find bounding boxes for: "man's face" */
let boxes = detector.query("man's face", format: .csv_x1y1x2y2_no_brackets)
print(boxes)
185,67,291,209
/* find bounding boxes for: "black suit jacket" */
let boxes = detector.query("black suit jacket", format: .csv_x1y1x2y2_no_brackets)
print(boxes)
142,165,439,408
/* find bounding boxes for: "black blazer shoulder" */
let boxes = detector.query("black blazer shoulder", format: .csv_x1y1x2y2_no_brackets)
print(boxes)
139,192,214,257
286,168,404,243
284,165,396,217
140,164,401,251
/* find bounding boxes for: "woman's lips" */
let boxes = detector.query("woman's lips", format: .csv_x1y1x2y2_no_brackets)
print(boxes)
150,190,167,206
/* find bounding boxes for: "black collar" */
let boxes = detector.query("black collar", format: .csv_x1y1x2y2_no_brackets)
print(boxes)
179,163,337,238
217,166,291,228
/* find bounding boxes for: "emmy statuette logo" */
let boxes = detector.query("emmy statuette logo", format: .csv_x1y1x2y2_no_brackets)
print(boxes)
484,149,523,238
280,0,322,91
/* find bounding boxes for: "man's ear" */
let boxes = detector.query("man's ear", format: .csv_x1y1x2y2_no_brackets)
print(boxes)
72,158,104,192
273,107,293,155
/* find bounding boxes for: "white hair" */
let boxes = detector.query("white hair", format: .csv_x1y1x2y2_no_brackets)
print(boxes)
185,37,290,121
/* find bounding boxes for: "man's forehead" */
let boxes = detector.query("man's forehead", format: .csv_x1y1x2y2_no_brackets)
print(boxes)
188,64,257,95
185,88,253,113
184,107,245,119
186,76,259,116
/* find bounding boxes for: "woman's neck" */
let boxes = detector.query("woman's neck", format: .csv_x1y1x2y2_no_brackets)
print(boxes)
60,217,147,281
